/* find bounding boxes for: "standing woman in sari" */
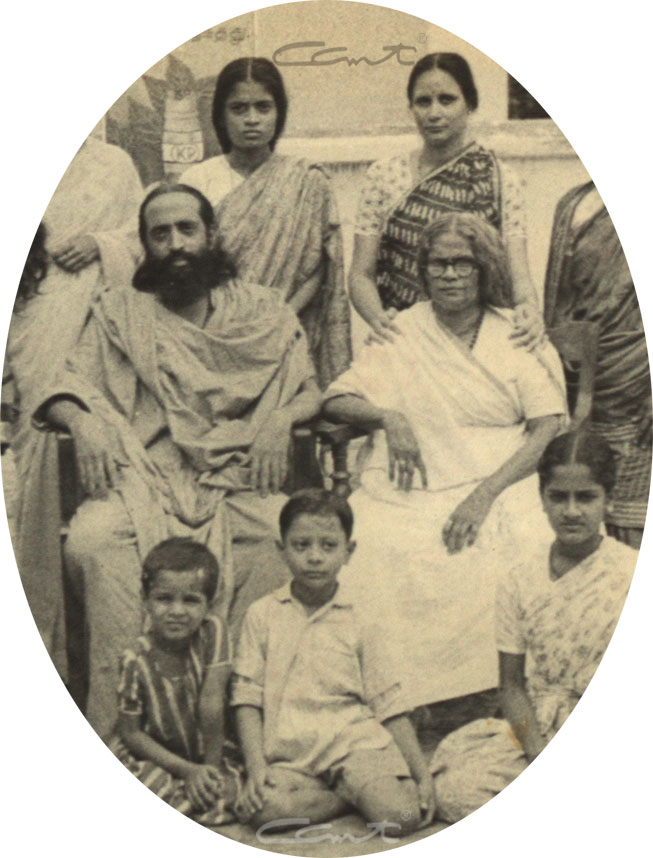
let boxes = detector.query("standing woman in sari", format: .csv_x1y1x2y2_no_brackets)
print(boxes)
350,52,539,344
3,136,142,678
544,182,651,548
181,57,351,389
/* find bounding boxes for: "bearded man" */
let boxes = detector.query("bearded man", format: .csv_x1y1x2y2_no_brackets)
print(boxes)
36,184,321,738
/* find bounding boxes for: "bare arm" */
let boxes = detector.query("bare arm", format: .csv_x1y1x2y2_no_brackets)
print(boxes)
505,234,537,308
199,663,231,768
118,713,222,811
234,704,275,816
323,393,427,491
287,260,324,315
383,714,436,826
498,651,546,762
444,415,560,553
322,391,386,431
234,704,266,775
349,234,400,341
383,714,429,782
279,377,322,425
476,414,559,499
118,712,197,780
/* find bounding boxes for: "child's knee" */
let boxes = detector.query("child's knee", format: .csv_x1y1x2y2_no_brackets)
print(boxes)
248,785,303,830
357,777,421,836
247,771,343,831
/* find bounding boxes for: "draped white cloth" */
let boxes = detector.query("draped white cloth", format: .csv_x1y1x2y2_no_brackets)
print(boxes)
326,303,567,709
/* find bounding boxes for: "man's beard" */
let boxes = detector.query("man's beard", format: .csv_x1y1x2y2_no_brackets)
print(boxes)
132,248,218,309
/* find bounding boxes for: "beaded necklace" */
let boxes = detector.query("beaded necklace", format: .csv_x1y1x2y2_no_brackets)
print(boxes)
464,309,484,351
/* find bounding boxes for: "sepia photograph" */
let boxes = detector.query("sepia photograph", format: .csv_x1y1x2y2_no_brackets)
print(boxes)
2,1,651,856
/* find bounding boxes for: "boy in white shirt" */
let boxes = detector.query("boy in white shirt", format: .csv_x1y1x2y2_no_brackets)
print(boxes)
232,489,436,834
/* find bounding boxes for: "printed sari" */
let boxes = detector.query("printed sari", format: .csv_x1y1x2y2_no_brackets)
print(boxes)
430,536,637,822
544,182,651,541
376,143,502,310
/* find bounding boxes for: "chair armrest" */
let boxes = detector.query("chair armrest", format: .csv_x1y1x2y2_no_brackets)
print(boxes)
292,419,369,497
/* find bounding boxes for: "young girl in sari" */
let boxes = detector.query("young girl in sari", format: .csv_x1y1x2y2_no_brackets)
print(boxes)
181,57,351,388
109,538,240,826
429,431,638,822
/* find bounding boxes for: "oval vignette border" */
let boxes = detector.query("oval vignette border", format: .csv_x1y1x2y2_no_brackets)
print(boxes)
1,2,651,858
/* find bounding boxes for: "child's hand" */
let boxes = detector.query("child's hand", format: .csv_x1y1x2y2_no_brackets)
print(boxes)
239,765,276,819
185,763,223,812
416,775,437,827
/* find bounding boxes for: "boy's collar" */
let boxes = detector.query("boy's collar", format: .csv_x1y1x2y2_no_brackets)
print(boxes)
274,582,354,608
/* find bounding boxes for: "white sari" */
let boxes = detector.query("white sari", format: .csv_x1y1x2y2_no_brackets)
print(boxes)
326,303,567,709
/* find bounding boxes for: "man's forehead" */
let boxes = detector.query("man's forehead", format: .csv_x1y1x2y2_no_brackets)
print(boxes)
144,192,203,227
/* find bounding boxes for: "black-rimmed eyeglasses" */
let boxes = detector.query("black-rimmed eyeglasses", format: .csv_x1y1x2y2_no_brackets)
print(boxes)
425,257,478,278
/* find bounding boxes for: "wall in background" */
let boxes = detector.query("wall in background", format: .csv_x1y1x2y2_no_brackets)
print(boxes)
101,0,590,348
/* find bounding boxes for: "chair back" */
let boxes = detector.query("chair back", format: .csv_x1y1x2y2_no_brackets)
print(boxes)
547,320,598,429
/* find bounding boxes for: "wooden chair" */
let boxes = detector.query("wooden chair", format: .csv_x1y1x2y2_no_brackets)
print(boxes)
56,320,597,707
312,320,599,496
547,320,598,430
57,424,325,711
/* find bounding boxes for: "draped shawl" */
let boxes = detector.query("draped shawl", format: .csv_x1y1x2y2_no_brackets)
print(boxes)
4,138,142,675
35,281,314,610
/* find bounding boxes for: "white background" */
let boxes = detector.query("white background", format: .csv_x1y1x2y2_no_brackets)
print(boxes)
1,1,651,855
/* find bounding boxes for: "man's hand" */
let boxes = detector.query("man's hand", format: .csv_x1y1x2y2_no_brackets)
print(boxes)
509,303,544,351
248,411,292,497
50,234,100,273
184,763,223,812
416,774,437,828
69,411,125,499
382,410,428,491
442,485,495,554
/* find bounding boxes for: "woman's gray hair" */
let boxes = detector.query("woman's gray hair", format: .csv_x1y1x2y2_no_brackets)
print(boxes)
416,212,515,309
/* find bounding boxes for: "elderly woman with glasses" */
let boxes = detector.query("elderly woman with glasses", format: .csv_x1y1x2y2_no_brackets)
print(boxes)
323,212,567,719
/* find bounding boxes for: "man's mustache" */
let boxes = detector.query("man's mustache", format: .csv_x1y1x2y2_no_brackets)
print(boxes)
133,249,213,295
132,245,236,297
